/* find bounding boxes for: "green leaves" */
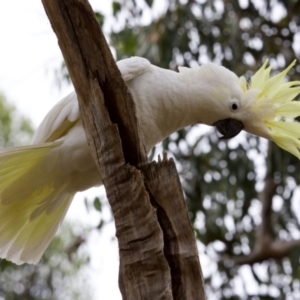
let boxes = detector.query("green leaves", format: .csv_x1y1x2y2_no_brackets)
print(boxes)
0,94,33,147
0,222,91,300
94,12,105,27
93,197,102,212
112,1,121,16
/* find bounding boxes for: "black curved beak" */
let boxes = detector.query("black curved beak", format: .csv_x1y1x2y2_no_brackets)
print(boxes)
214,118,244,140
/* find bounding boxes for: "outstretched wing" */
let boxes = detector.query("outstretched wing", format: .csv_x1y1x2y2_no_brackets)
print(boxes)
31,57,152,144
31,92,79,144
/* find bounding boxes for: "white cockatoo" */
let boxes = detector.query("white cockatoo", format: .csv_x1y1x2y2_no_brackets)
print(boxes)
0,57,300,265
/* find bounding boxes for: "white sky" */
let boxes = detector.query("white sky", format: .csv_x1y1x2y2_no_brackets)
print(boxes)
0,1,121,299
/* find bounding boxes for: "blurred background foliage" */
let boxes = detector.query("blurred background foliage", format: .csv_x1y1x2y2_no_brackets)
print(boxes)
0,94,33,148
0,95,91,299
101,0,300,299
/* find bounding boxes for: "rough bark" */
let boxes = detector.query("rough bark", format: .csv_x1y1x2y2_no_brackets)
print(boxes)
41,0,205,299
142,154,205,300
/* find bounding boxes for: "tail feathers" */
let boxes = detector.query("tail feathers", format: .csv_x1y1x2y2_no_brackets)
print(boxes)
0,143,60,199
0,192,74,265
0,143,74,264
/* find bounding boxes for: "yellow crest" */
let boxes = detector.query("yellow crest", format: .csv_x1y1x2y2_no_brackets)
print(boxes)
249,60,300,159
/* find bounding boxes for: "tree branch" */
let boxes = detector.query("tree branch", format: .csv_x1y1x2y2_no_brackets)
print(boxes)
142,153,205,300
256,176,277,249
41,0,205,298
232,239,300,265
41,1,171,299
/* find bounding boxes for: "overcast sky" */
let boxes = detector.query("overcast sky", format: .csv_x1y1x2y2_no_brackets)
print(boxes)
0,1,121,299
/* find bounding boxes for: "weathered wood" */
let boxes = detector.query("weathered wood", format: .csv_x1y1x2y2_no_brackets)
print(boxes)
41,0,172,299
142,155,205,300
42,0,147,167
42,0,205,299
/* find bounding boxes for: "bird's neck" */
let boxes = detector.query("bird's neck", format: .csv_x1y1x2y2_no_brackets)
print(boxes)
132,66,214,151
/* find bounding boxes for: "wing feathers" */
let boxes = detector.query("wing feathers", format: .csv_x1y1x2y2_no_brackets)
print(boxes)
31,92,79,144
0,56,149,264
0,143,74,264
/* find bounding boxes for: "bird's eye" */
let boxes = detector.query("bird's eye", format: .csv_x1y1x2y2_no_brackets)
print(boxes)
229,99,239,112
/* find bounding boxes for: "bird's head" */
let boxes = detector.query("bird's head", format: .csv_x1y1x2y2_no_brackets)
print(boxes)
212,60,300,159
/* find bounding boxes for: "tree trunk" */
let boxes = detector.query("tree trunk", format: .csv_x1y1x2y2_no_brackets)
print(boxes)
41,0,205,298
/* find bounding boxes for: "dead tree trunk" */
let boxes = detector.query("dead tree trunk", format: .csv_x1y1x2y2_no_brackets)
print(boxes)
41,0,205,299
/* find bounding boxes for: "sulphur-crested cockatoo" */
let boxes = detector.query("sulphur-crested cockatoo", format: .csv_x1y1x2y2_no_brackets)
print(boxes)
0,57,299,265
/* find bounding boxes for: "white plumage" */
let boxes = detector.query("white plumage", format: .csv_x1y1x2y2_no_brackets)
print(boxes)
0,57,299,264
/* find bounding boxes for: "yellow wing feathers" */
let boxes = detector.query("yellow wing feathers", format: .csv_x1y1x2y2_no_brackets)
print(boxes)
0,144,74,264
